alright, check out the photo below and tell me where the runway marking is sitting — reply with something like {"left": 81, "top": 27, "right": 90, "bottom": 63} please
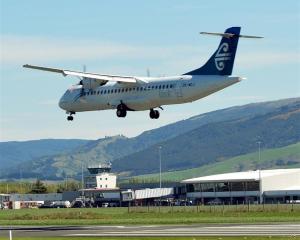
{"left": 2, "top": 224, "right": 300, "bottom": 237}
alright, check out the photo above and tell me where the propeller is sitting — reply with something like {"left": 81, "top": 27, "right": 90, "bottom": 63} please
{"left": 78, "top": 64, "right": 87, "bottom": 86}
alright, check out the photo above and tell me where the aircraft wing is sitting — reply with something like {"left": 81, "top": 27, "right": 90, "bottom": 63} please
{"left": 23, "top": 64, "right": 146, "bottom": 84}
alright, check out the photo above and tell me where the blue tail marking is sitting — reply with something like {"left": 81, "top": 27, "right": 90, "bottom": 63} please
{"left": 184, "top": 27, "right": 241, "bottom": 76}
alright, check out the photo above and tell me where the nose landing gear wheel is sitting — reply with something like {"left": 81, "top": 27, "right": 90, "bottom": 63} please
{"left": 150, "top": 109, "right": 160, "bottom": 119}
{"left": 66, "top": 111, "right": 75, "bottom": 121}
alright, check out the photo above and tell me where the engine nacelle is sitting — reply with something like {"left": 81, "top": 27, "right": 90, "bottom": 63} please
{"left": 80, "top": 78, "right": 107, "bottom": 89}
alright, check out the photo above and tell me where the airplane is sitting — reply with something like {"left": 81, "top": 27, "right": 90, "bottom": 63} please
{"left": 23, "top": 27, "right": 262, "bottom": 121}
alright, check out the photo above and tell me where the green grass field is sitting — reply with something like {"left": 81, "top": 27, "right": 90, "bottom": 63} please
{"left": 0, "top": 204, "right": 299, "bottom": 225}
{"left": 129, "top": 142, "right": 300, "bottom": 182}
{"left": 0, "top": 237, "right": 299, "bottom": 240}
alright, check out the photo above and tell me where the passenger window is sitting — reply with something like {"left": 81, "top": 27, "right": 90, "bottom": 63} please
{"left": 159, "top": 85, "right": 161, "bottom": 89}
{"left": 104, "top": 90, "right": 106, "bottom": 94}
{"left": 155, "top": 86, "right": 158, "bottom": 89}
{"left": 100, "top": 90, "right": 103, "bottom": 94}
{"left": 166, "top": 85, "right": 169, "bottom": 89}
{"left": 162, "top": 85, "right": 165, "bottom": 89}
{"left": 122, "top": 89, "right": 124, "bottom": 92}
{"left": 115, "top": 89, "right": 117, "bottom": 93}
{"left": 125, "top": 88, "right": 128, "bottom": 92}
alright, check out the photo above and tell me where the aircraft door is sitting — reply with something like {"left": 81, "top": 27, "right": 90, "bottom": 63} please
{"left": 173, "top": 82, "right": 183, "bottom": 98}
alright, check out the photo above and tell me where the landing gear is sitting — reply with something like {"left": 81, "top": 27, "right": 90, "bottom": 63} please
{"left": 116, "top": 104, "right": 127, "bottom": 118}
{"left": 67, "top": 111, "right": 75, "bottom": 121}
{"left": 150, "top": 109, "right": 160, "bottom": 119}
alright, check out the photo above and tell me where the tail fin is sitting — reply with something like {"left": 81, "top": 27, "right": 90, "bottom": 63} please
{"left": 184, "top": 27, "right": 241, "bottom": 76}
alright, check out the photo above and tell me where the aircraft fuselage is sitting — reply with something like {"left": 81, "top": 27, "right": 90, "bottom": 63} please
{"left": 59, "top": 75, "right": 241, "bottom": 113}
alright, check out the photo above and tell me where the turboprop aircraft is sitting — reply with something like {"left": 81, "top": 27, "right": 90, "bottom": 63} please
{"left": 23, "top": 27, "right": 262, "bottom": 121}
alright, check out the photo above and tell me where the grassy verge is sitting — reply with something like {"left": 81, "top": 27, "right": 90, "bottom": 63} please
{"left": 0, "top": 205, "right": 299, "bottom": 225}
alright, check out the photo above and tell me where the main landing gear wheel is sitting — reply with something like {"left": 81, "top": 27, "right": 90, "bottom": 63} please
{"left": 116, "top": 105, "right": 127, "bottom": 118}
{"left": 150, "top": 109, "right": 160, "bottom": 119}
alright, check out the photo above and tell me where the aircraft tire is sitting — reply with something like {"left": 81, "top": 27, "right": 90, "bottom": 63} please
{"left": 154, "top": 110, "right": 160, "bottom": 119}
{"left": 117, "top": 109, "right": 126, "bottom": 118}
{"left": 150, "top": 109, "right": 159, "bottom": 119}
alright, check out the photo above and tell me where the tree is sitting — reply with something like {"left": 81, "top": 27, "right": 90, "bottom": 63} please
{"left": 29, "top": 179, "right": 47, "bottom": 194}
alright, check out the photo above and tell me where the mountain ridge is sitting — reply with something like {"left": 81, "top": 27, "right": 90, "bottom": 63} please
{"left": 0, "top": 97, "right": 299, "bottom": 180}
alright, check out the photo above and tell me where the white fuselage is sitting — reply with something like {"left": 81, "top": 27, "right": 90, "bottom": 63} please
{"left": 59, "top": 75, "right": 242, "bottom": 113}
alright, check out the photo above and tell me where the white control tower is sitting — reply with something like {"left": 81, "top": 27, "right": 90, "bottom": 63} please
{"left": 84, "top": 163, "right": 117, "bottom": 189}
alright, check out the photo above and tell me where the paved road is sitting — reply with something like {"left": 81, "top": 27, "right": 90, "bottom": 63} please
{"left": 1, "top": 224, "right": 300, "bottom": 237}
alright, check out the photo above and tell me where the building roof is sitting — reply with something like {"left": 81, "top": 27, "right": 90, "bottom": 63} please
{"left": 181, "top": 168, "right": 300, "bottom": 184}
{"left": 134, "top": 188, "right": 174, "bottom": 199}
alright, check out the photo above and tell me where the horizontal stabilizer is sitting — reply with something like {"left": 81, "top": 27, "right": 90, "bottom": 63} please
{"left": 200, "top": 32, "right": 263, "bottom": 39}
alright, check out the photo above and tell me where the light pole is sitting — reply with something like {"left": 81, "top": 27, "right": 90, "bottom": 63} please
{"left": 257, "top": 141, "right": 262, "bottom": 204}
{"left": 81, "top": 161, "right": 84, "bottom": 196}
{"left": 159, "top": 146, "right": 162, "bottom": 189}
{"left": 257, "top": 141, "right": 261, "bottom": 163}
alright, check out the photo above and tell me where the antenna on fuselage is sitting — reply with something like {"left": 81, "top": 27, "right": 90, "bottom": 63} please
{"left": 147, "top": 68, "right": 150, "bottom": 77}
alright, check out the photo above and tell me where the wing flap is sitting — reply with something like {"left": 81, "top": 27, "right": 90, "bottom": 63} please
{"left": 23, "top": 64, "right": 141, "bottom": 83}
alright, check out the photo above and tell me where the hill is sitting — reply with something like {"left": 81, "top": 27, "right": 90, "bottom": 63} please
{"left": 0, "top": 139, "right": 89, "bottom": 169}
{"left": 113, "top": 100, "right": 300, "bottom": 176}
{"left": 0, "top": 97, "right": 299, "bottom": 180}
{"left": 127, "top": 142, "right": 300, "bottom": 182}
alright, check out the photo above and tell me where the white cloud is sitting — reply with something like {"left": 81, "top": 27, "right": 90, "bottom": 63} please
{"left": 236, "top": 52, "right": 300, "bottom": 70}
{"left": 2, "top": 35, "right": 298, "bottom": 72}
{"left": 0, "top": 35, "right": 193, "bottom": 65}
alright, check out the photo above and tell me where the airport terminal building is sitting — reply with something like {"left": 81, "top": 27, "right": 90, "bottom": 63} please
{"left": 181, "top": 168, "right": 300, "bottom": 204}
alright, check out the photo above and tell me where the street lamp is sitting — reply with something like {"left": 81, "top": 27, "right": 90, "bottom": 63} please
{"left": 257, "top": 141, "right": 262, "bottom": 204}
{"left": 159, "top": 146, "right": 162, "bottom": 189}
{"left": 257, "top": 141, "right": 261, "bottom": 163}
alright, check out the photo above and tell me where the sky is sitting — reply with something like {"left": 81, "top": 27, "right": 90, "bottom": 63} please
{"left": 0, "top": 0, "right": 299, "bottom": 141}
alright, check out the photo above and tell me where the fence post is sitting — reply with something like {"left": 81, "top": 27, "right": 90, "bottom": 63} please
{"left": 9, "top": 230, "right": 12, "bottom": 240}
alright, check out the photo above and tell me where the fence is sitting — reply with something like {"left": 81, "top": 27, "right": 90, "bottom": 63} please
{"left": 127, "top": 203, "right": 300, "bottom": 213}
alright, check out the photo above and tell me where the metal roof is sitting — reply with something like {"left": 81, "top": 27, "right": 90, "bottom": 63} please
{"left": 181, "top": 168, "right": 300, "bottom": 184}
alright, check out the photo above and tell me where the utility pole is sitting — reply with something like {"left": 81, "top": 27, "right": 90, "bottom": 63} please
{"left": 257, "top": 141, "right": 261, "bottom": 163}
{"left": 81, "top": 161, "right": 84, "bottom": 196}
{"left": 257, "top": 141, "right": 262, "bottom": 204}
{"left": 159, "top": 146, "right": 162, "bottom": 189}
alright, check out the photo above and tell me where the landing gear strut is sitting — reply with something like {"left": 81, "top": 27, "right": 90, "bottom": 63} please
{"left": 150, "top": 109, "right": 160, "bottom": 119}
{"left": 67, "top": 112, "right": 75, "bottom": 121}
{"left": 116, "top": 104, "right": 127, "bottom": 118}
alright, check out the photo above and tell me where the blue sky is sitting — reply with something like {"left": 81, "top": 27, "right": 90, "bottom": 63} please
{"left": 1, "top": 0, "right": 299, "bottom": 141}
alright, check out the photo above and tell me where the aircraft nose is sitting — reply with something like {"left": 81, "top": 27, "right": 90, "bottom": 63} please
{"left": 59, "top": 97, "right": 68, "bottom": 110}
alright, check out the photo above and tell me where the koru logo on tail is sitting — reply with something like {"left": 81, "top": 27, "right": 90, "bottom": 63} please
{"left": 214, "top": 42, "right": 232, "bottom": 71}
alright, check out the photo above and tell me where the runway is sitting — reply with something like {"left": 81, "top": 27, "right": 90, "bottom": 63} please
{"left": 1, "top": 224, "right": 300, "bottom": 237}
